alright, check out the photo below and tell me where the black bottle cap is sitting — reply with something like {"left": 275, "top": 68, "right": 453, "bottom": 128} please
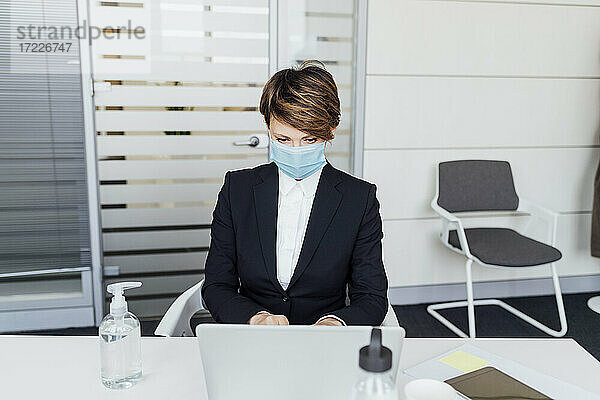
{"left": 359, "top": 328, "right": 392, "bottom": 373}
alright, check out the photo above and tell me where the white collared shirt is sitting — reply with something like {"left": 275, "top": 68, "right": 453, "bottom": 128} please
{"left": 275, "top": 165, "right": 323, "bottom": 290}
{"left": 268, "top": 164, "right": 345, "bottom": 326}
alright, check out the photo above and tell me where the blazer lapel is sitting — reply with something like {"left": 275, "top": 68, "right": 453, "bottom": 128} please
{"left": 253, "top": 162, "right": 286, "bottom": 295}
{"left": 287, "top": 161, "right": 343, "bottom": 290}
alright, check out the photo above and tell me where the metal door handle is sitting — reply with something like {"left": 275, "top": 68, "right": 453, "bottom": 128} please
{"left": 233, "top": 136, "right": 260, "bottom": 147}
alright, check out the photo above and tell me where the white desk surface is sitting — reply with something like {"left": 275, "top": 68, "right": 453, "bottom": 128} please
{"left": 1, "top": 335, "right": 599, "bottom": 399}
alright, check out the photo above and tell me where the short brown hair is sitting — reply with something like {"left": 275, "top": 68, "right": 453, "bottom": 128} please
{"left": 259, "top": 60, "right": 340, "bottom": 141}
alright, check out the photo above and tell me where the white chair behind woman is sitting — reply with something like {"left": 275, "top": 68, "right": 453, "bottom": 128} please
{"left": 155, "top": 279, "right": 399, "bottom": 337}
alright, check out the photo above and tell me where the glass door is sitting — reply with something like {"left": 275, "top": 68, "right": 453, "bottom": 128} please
{"left": 277, "top": 0, "right": 357, "bottom": 173}
{"left": 89, "top": 0, "right": 270, "bottom": 317}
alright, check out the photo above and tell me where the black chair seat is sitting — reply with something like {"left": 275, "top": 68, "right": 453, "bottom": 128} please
{"left": 448, "top": 228, "right": 562, "bottom": 267}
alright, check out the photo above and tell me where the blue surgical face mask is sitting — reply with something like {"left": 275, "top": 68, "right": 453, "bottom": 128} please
{"left": 268, "top": 135, "right": 327, "bottom": 180}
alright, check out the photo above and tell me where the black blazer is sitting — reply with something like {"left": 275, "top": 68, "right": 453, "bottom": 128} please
{"left": 201, "top": 160, "right": 389, "bottom": 325}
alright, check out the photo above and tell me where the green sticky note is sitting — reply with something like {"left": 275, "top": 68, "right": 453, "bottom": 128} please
{"left": 439, "top": 350, "right": 490, "bottom": 373}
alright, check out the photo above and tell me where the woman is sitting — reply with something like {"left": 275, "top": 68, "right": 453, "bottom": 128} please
{"left": 201, "top": 60, "right": 388, "bottom": 326}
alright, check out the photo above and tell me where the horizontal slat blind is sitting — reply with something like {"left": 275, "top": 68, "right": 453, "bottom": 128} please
{"left": 0, "top": 0, "right": 91, "bottom": 274}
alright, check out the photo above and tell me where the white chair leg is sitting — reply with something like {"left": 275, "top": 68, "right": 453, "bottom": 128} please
{"left": 428, "top": 262, "right": 568, "bottom": 338}
{"left": 550, "top": 262, "right": 568, "bottom": 337}
{"left": 465, "top": 259, "right": 476, "bottom": 338}
{"left": 427, "top": 301, "right": 470, "bottom": 338}
{"left": 427, "top": 259, "right": 477, "bottom": 338}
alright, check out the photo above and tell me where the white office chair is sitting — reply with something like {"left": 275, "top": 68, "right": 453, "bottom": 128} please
{"left": 155, "top": 279, "right": 207, "bottom": 337}
{"left": 429, "top": 160, "right": 567, "bottom": 339}
{"left": 382, "top": 302, "right": 400, "bottom": 327}
{"left": 155, "top": 279, "right": 399, "bottom": 337}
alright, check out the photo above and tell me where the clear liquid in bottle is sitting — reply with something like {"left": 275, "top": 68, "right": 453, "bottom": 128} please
{"left": 99, "top": 312, "right": 142, "bottom": 389}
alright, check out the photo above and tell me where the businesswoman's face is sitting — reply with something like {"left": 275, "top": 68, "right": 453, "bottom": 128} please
{"left": 269, "top": 118, "right": 333, "bottom": 148}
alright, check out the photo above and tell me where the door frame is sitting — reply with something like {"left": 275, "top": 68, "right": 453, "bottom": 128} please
{"left": 351, "top": 0, "right": 368, "bottom": 177}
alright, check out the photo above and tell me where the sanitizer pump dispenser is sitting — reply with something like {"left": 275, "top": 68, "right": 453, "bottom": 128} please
{"left": 99, "top": 281, "right": 143, "bottom": 389}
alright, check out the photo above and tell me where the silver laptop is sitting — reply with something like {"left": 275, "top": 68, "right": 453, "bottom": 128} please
{"left": 196, "top": 324, "right": 406, "bottom": 400}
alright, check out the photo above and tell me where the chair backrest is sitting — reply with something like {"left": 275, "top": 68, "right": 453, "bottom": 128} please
{"left": 382, "top": 302, "right": 400, "bottom": 327}
{"left": 437, "top": 160, "right": 519, "bottom": 213}
{"left": 154, "top": 279, "right": 205, "bottom": 337}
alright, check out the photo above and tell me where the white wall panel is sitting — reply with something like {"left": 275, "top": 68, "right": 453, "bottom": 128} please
{"left": 365, "top": 0, "right": 600, "bottom": 296}
{"left": 365, "top": 76, "right": 600, "bottom": 149}
{"left": 367, "top": 0, "right": 600, "bottom": 77}
{"left": 444, "top": 0, "right": 600, "bottom": 5}
{"left": 364, "top": 148, "right": 599, "bottom": 220}
{"left": 383, "top": 214, "right": 600, "bottom": 287}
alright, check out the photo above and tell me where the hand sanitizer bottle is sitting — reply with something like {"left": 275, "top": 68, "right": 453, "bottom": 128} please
{"left": 99, "top": 281, "right": 143, "bottom": 389}
{"left": 351, "top": 328, "right": 397, "bottom": 400}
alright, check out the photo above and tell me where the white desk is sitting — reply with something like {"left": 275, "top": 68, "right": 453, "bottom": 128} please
{"left": 2, "top": 336, "right": 599, "bottom": 399}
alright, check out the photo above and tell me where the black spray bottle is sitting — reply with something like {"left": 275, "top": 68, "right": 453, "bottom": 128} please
{"left": 351, "top": 328, "right": 397, "bottom": 399}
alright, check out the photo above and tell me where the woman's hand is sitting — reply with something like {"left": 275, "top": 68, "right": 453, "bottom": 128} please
{"left": 313, "top": 317, "right": 344, "bottom": 326}
{"left": 248, "top": 312, "right": 289, "bottom": 325}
